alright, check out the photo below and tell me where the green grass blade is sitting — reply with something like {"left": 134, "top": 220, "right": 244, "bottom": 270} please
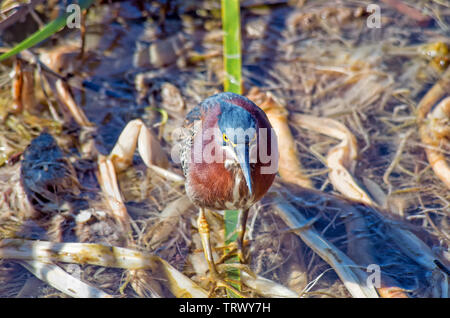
{"left": 0, "top": 0, "right": 94, "bottom": 62}
{"left": 222, "top": 0, "right": 243, "bottom": 298}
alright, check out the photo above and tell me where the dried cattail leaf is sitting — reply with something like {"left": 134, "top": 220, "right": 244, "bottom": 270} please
{"left": 109, "top": 119, "right": 169, "bottom": 172}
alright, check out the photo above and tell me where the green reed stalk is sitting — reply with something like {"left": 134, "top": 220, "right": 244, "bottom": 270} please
{"left": 222, "top": 0, "right": 243, "bottom": 297}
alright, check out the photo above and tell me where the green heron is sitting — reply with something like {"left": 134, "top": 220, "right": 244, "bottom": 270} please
{"left": 180, "top": 92, "right": 278, "bottom": 289}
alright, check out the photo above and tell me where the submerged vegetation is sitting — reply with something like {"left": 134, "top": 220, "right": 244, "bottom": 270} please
{"left": 0, "top": 0, "right": 448, "bottom": 298}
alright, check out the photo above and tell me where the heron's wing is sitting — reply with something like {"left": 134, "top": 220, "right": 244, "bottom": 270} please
{"left": 180, "top": 104, "right": 204, "bottom": 176}
{"left": 184, "top": 105, "right": 202, "bottom": 128}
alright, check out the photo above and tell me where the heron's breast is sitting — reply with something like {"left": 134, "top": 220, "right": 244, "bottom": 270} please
{"left": 185, "top": 162, "right": 255, "bottom": 210}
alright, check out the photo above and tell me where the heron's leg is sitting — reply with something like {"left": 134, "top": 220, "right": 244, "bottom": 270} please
{"left": 197, "top": 208, "right": 246, "bottom": 297}
{"left": 236, "top": 208, "right": 249, "bottom": 263}
{"left": 197, "top": 207, "right": 219, "bottom": 277}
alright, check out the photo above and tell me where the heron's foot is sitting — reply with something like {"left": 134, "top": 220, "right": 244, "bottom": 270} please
{"left": 217, "top": 262, "right": 257, "bottom": 279}
{"left": 216, "top": 240, "right": 249, "bottom": 264}
{"left": 204, "top": 245, "right": 257, "bottom": 297}
{"left": 204, "top": 268, "right": 247, "bottom": 298}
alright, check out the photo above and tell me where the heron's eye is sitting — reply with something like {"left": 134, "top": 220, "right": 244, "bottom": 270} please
{"left": 223, "top": 133, "right": 236, "bottom": 147}
{"left": 223, "top": 133, "right": 229, "bottom": 142}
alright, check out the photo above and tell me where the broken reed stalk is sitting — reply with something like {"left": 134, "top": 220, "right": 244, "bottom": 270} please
{"left": 274, "top": 200, "right": 379, "bottom": 298}
{"left": 240, "top": 271, "right": 298, "bottom": 298}
{"left": 20, "top": 260, "right": 113, "bottom": 298}
{"left": 0, "top": 239, "right": 209, "bottom": 298}
{"left": 292, "top": 113, "right": 374, "bottom": 205}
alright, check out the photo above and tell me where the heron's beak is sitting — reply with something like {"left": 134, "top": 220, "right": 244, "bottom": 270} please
{"left": 234, "top": 143, "right": 252, "bottom": 195}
